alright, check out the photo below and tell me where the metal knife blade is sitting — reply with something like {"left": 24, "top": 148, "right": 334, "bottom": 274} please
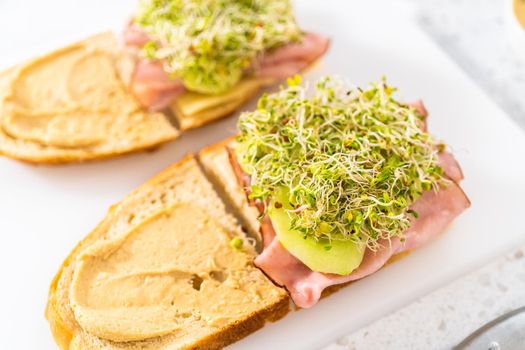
{"left": 454, "top": 306, "right": 525, "bottom": 349}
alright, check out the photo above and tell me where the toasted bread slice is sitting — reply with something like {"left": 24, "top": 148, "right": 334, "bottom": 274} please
{"left": 171, "top": 78, "right": 272, "bottom": 131}
{"left": 0, "top": 31, "right": 267, "bottom": 164}
{"left": 0, "top": 31, "right": 323, "bottom": 164}
{"left": 0, "top": 33, "right": 274, "bottom": 165}
{"left": 0, "top": 32, "right": 180, "bottom": 164}
{"left": 45, "top": 155, "right": 289, "bottom": 349}
{"left": 198, "top": 137, "right": 262, "bottom": 241}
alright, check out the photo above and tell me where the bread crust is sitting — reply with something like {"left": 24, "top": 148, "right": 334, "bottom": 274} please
{"left": 0, "top": 36, "right": 271, "bottom": 165}
{"left": 0, "top": 133, "right": 179, "bottom": 165}
{"left": 0, "top": 33, "right": 180, "bottom": 165}
{"left": 46, "top": 155, "right": 290, "bottom": 350}
{"left": 198, "top": 136, "right": 263, "bottom": 245}
{"left": 173, "top": 296, "right": 289, "bottom": 350}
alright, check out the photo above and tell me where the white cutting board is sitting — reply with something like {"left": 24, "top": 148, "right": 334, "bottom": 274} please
{"left": 0, "top": 1, "right": 524, "bottom": 349}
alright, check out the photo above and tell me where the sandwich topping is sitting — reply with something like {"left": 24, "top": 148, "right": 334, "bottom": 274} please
{"left": 233, "top": 76, "right": 470, "bottom": 307}
{"left": 236, "top": 76, "right": 447, "bottom": 252}
{"left": 135, "top": 0, "right": 302, "bottom": 94}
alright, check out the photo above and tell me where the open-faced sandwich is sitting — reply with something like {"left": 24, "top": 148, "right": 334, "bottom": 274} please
{"left": 201, "top": 76, "right": 471, "bottom": 308}
{"left": 0, "top": 0, "right": 329, "bottom": 164}
{"left": 124, "top": 0, "right": 329, "bottom": 129}
{"left": 46, "top": 155, "right": 290, "bottom": 349}
{"left": 46, "top": 76, "right": 469, "bottom": 349}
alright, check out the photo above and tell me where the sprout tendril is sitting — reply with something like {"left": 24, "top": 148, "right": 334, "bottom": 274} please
{"left": 236, "top": 76, "right": 448, "bottom": 250}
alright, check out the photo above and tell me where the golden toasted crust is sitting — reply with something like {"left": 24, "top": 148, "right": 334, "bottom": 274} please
{"left": 169, "top": 296, "right": 289, "bottom": 350}
{"left": 46, "top": 213, "right": 114, "bottom": 349}
{"left": 46, "top": 155, "right": 290, "bottom": 350}
{"left": 197, "top": 137, "right": 263, "bottom": 249}
{"left": 0, "top": 128, "right": 178, "bottom": 165}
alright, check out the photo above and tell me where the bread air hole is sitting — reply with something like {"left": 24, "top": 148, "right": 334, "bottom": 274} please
{"left": 209, "top": 270, "right": 228, "bottom": 283}
{"left": 190, "top": 274, "right": 203, "bottom": 291}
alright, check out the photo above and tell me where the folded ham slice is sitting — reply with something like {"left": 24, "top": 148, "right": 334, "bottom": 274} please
{"left": 253, "top": 32, "right": 330, "bottom": 80}
{"left": 255, "top": 179, "right": 469, "bottom": 308}
{"left": 438, "top": 151, "right": 464, "bottom": 183}
{"left": 130, "top": 60, "right": 185, "bottom": 111}
{"left": 123, "top": 21, "right": 150, "bottom": 49}
{"left": 253, "top": 153, "right": 470, "bottom": 308}
{"left": 229, "top": 120, "right": 470, "bottom": 308}
{"left": 122, "top": 22, "right": 330, "bottom": 111}
{"left": 410, "top": 100, "right": 428, "bottom": 119}
{"left": 408, "top": 100, "right": 428, "bottom": 131}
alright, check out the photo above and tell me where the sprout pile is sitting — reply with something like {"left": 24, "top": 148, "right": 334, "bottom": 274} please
{"left": 236, "top": 76, "right": 448, "bottom": 250}
{"left": 136, "top": 0, "right": 301, "bottom": 94}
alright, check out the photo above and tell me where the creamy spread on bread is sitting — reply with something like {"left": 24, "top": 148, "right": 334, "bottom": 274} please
{"left": 69, "top": 203, "right": 280, "bottom": 342}
{"left": 0, "top": 35, "right": 148, "bottom": 149}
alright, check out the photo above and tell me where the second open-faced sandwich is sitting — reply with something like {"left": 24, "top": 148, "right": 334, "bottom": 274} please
{"left": 0, "top": 0, "right": 329, "bottom": 164}
{"left": 124, "top": 0, "right": 330, "bottom": 129}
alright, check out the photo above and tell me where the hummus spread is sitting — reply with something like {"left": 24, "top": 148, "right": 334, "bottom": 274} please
{"left": 1, "top": 34, "right": 145, "bottom": 148}
{"left": 69, "top": 203, "right": 280, "bottom": 342}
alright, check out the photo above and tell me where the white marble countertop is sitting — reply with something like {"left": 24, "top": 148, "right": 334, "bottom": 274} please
{"left": 414, "top": 0, "right": 525, "bottom": 131}
{"left": 324, "top": 247, "right": 525, "bottom": 350}
{"left": 324, "top": 1, "right": 525, "bottom": 349}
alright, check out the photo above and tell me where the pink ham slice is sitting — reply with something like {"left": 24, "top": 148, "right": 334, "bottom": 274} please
{"left": 130, "top": 59, "right": 185, "bottom": 111}
{"left": 124, "top": 21, "right": 185, "bottom": 110}
{"left": 408, "top": 100, "right": 428, "bottom": 131}
{"left": 408, "top": 100, "right": 464, "bottom": 183}
{"left": 255, "top": 234, "right": 402, "bottom": 309}
{"left": 255, "top": 179, "right": 469, "bottom": 308}
{"left": 410, "top": 100, "right": 428, "bottom": 118}
{"left": 123, "top": 21, "right": 150, "bottom": 48}
{"left": 233, "top": 149, "right": 469, "bottom": 308}
{"left": 438, "top": 151, "right": 464, "bottom": 183}
{"left": 123, "top": 22, "right": 330, "bottom": 111}
{"left": 400, "top": 180, "right": 470, "bottom": 251}
{"left": 254, "top": 32, "right": 330, "bottom": 80}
